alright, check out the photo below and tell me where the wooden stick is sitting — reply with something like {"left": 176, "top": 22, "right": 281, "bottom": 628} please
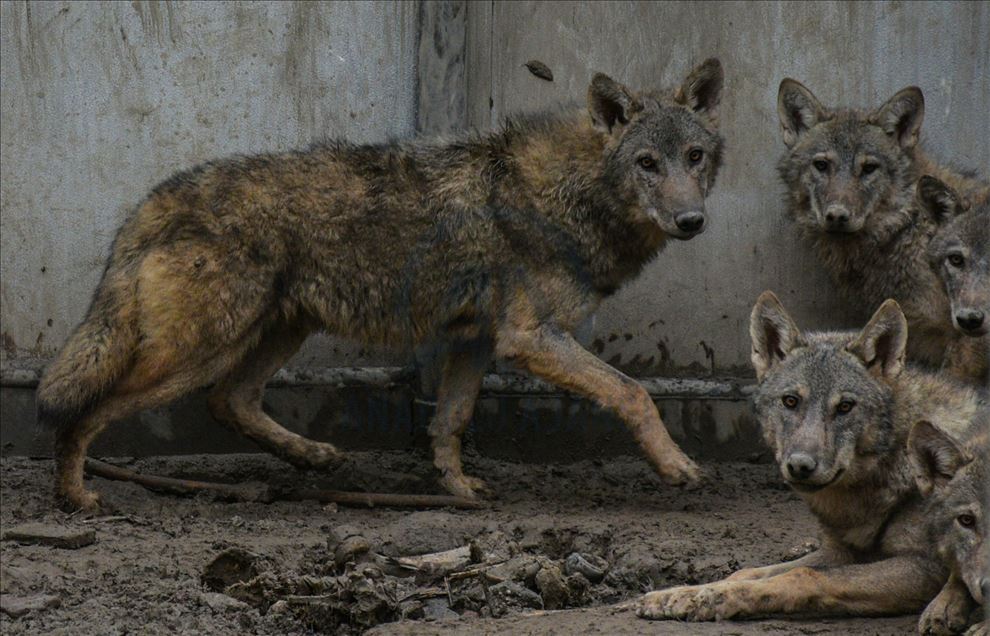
{"left": 84, "top": 458, "right": 485, "bottom": 509}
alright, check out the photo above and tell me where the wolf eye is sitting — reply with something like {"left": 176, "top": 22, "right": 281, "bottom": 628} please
{"left": 782, "top": 395, "right": 800, "bottom": 409}
{"left": 861, "top": 163, "right": 879, "bottom": 175}
{"left": 687, "top": 148, "right": 704, "bottom": 164}
{"left": 957, "top": 513, "right": 976, "bottom": 529}
{"left": 947, "top": 254, "right": 965, "bottom": 268}
{"left": 638, "top": 156, "right": 658, "bottom": 172}
{"left": 836, "top": 400, "right": 856, "bottom": 414}
{"left": 813, "top": 159, "right": 829, "bottom": 173}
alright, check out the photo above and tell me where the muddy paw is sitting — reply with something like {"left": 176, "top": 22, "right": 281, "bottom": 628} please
{"left": 636, "top": 584, "right": 733, "bottom": 621}
{"left": 920, "top": 589, "right": 976, "bottom": 635}
{"left": 964, "top": 621, "right": 988, "bottom": 636}
{"left": 655, "top": 452, "right": 703, "bottom": 488}
{"left": 56, "top": 488, "right": 105, "bottom": 515}
{"left": 437, "top": 472, "right": 485, "bottom": 500}
{"left": 287, "top": 442, "right": 342, "bottom": 471}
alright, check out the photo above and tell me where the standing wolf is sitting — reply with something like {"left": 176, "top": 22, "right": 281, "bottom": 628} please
{"left": 776, "top": 79, "right": 987, "bottom": 383}
{"left": 917, "top": 176, "right": 990, "bottom": 386}
{"left": 911, "top": 413, "right": 988, "bottom": 635}
{"left": 37, "top": 60, "right": 725, "bottom": 512}
{"left": 637, "top": 292, "right": 983, "bottom": 621}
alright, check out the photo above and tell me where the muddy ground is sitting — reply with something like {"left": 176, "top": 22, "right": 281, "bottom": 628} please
{"left": 1, "top": 451, "right": 916, "bottom": 634}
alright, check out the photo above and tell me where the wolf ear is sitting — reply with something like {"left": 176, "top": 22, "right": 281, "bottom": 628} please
{"left": 846, "top": 299, "right": 908, "bottom": 380}
{"left": 917, "top": 175, "right": 968, "bottom": 223}
{"left": 777, "top": 79, "right": 826, "bottom": 147}
{"left": 588, "top": 73, "right": 640, "bottom": 135}
{"left": 750, "top": 291, "right": 805, "bottom": 381}
{"left": 872, "top": 87, "right": 924, "bottom": 149}
{"left": 675, "top": 58, "right": 724, "bottom": 121}
{"left": 908, "top": 421, "right": 971, "bottom": 496}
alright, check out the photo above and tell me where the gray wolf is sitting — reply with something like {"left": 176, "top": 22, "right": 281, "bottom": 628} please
{"left": 911, "top": 413, "right": 988, "bottom": 635}
{"left": 636, "top": 291, "right": 983, "bottom": 621}
{"left": 776, "top": 78, "right": 986, "bottom": 383}
{"left": 37, "top": 60, "right": 726, "bottom": 512}
{"left": 917, "top": 175, "right": 990, "bottom": 385}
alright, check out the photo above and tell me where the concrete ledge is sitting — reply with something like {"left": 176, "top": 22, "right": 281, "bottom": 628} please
{"left": 0, "top": 364, "right": 761, "bottom": 462}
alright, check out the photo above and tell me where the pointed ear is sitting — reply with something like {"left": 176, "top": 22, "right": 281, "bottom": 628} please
{"left": 872, "top": 86, "right": 924, "bottom": 149}
{"left": 675, "top": 58, "right": 723, "bottom": 120}
{"left": 777, "top": 79, "right": 826, "bottom": 147}
{"left": 588, "top": 73, "right": 640, "bottom": 135}
{"left": 846, "top": 299, "right": 908, "bottom": 380}
{"left": 917, "top": 175, "right": 968, "bottom": 223}
{"left": 908, "top": 421, "right": 971, "bottom": 496}
{"left": 750, "top": 291, "right": 805, "bottom": 381}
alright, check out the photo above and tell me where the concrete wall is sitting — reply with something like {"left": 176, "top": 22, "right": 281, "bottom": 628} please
{"left": 0, "top": 0, "right": 419, "bottom": 368}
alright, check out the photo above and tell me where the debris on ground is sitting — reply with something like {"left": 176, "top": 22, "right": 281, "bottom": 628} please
{"left": 1, "top": 523, "right": 95, "bottom": 549}
{"left": 0, "top": 594, "right": 60, "bottom": 618}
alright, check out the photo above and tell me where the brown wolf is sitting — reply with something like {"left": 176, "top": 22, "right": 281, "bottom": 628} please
{"left": 917, "top": 175, "right": 990, "bottom": 386}
{"left": 637, "top": 292, "right": 983, "bottom": 621}
{"left": 911, "top": 414, "right": 988, "bottom": 635}
{"left": 776, "top": 79, "right": 987, "bottom": 382}
{"left": 36, "top": 60, "right": 726, "bottom": 511}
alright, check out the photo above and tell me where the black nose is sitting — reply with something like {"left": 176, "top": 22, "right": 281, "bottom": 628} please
{"left": 674, "top": 211, "right": 705, "bottom": 233}
{"left": 824, "top": 210, "right": 849, "bottom": 228}
{"left": 981, "top": 578, "right": 989, "bottom": 601}
{"left": 785, "top": 453, "right": 818, "bottom": 480}
{"left": 956, "top": 310, "right": 985, "bottom": 331}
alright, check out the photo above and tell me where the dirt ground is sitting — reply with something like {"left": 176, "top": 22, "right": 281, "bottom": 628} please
{"left": 0, "top": 451, "right": 917, "bottom": 635}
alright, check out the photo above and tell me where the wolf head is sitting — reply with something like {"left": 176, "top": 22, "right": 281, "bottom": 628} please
{"left": 918, "top": 176, "right": 990, "bottom": 337}
{"left": 777, "top": 79, "right": 924, "bottom": 235}
{"left": 588, "top": 59, "right": 724, "bottom": 240}
{"left": 910, "top": 417, "right": 989, "bottom": 605}
{"left": 749, "top": 292, "right": 908, "bottom": 491}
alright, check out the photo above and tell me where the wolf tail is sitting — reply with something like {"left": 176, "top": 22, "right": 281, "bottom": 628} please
{"left": 36, "top": 275, "right": 137, "bottom": 430}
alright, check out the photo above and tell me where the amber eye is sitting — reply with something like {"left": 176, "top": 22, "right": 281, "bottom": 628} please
{"left": 861, "top": 163, "right": 879, "bottom": 175}
{"left": 638, "top": 156, "right": 658, "bottom": 171}
{"left": 782, "top": 395, "right": 800, "bottom": 409}
{"left": 957, "top": 513, "right": 976, "bottom": 529}
{"left": 947, "top": 254, "right": 965, "bottom": 268}
{"left": 836, "top": 400, "right": 856, "bottom": 415}
{"left": 688, "top": 148, "right": 704, "bottom": 164}
{"left": 813, "top": 159, "right": 829, "bottom": 173}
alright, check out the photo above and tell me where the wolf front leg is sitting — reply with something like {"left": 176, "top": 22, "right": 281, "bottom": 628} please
{"left": 496, "top": 323, "right": 700, "bottom": 486}
{"left": 637, "top": 556, "right": 942, "bottom": 621}
{"left": 726, "top": 536, "right": 853, "bottom": 581}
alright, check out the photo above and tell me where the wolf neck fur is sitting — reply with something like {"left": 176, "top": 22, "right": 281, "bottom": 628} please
{"left": 491, "top": 110, "right": 669, "bottom": 293}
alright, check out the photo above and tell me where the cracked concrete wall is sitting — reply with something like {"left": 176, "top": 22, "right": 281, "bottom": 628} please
{"left": 2, "top": 1, "right": 989, "bottom": 380}
{"left": 1, "top": 0, "right": 419, "bottom": 368}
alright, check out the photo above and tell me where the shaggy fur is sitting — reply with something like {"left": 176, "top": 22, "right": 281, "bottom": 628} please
{"left": 775, "top": 79, "right": 987, "bottom": 385}
{"left": 637, "top": 292, "right": 984, "bottom": 622}
{"left": 37, "top": 60, "right": 726, "bottom": 512}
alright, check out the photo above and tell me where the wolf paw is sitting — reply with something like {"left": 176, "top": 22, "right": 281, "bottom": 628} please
{"left": 286, "top": 442, "right": 342, "bottom": 471}
{"left": 636, "top": 583, "right": 741, "bottom": 621}
{"left": 920, "top": 587, "right": 976, "bottom": 635}
{"left": 963, "top": 621, "right": 987, "bottom": 636}
{"left": 56, "top": 488, "right": 105, "bottom": 515}
{"left": 654, "top": 451, "right": 703, "bottom": 488}
{"left": 437, "top": 472, "right": 489, "bottom": 499}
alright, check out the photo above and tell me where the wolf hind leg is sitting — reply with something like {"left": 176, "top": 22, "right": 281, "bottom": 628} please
{"left": 208, "top": 323, "right": 340, "bottom": 470}
{"left": 428, "top": 338, "right": 493, "bottom": 499}
{"left": 55, "top": 347, "right": 249, "bottom": 512}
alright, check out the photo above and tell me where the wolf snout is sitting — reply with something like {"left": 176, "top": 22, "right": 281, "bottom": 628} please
{"left": 955, "top": 309, "right": 986, "bottom": 334}
{"left": 980, "top": 577, "right": 989, "bottom": 605}
{"left": 674, "top": 210, "right": 705, "bottom": 234}
{"left": 784, "top": 452, "right": 818, "bottom": 481}
{"left": 823, "top": 205, "right": 851, "bottom": 232}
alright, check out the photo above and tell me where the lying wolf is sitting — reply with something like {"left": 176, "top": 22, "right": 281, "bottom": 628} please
{"left": 637, "top": 292, "right": 983, "bottom": 621}
{"left": 917, "top": 175, "right": 990, "bottom": 386}
{"left": 37, "top": 60, "right": 726, "bottom": 511}
{"left": 911, "top": 413, "right": 988, "bottom": 635}
{"left": 776, "top": 79, "right": 987, "bottom": 382}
